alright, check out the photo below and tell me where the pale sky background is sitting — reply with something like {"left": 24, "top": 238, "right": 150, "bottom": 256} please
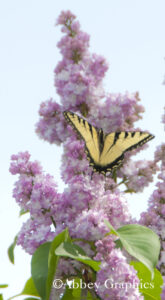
{"left": 0, "top": 0, "right": 165, "bottom": 299}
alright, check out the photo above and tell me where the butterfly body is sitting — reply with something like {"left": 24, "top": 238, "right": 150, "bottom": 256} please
{"left": 63, "top": 111, "right": 154, "bottom": 175}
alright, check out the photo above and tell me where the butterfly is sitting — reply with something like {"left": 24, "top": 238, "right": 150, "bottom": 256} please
{"left": 63, "top": 111, "right": 154, "bottom": 175}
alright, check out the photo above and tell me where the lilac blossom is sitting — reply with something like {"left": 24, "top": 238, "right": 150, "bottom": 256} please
{"left": 36, "top": 12, "right": 144, "bottom": 146}
{"left": 59, "top": 176, "right": 131, "bottom": 240}
{"left": 139, "top": 110, "right": 165, "bottom": 281}
{"left": 61, "top": 136, "right": 90, "bottom": 183}
{"left": 35, "top": 99, "right": 68, "bottom": 144}
{"left": 10, "top": 152, "right": 59, "bottom": 254}
{"left": 17, "top": 219, "right": 56, "bottom": 255}
{"left": 91, "top": 92, "right": 145, "bottom": 133}
{"left": 9, "top": 151, "right": 42, "bottom": 176}
{"left": 9, "top": 10, "right": 163, "bottom": 299}
{"left": 139, "top": 109, "right": 165, "bottom": 296}
{"left": 95, "top": 237, "right": 143, "bottom": 299}
{"left": 140, "top": 144, "right": 165, "bottom": 271}
{"left": 119, "top": 159, "right": 158, "bottom": 193}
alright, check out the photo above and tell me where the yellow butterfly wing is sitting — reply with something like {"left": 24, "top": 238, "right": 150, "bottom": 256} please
{"left": 100, "top": 131, "right": 154, "bottom": 171}
{"left": 64, "top": 111, "right": 155, "bottom": 174}
{"left": 63, "top": 111, "right": 100, "bottom": 166}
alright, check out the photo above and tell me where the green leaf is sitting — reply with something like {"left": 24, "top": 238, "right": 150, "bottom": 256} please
{"left": 62, "top": 278, "right": 100, "bottom": 300}
{"left": 8, "top": 277, "right": 40, "bottom": 300}
{"left": 22, "top": 298, "right": 39, "bottom": 300}
{"left": 61, "top": 287, "right": 75, "bottom": 300}
{"left": 21, "top": 277, "right": 40, "bottom": 297}
{"left": 19, "top": 208, "right": 29, "bottom": 216}
{"left": 131, "top": 262, "right": 163, "bottom": 300}
{"left": 105, "top": 221, "right": 160, "bottom": 275}
{"left": 0, "top": 294, "right": 3, "bottom": 300}
{"left": 104, "top": 220, "right": 118, "bottom": 236}
{"left": 55, "top": 242, "right": 100, "bottom": 271}
{"left": 71, "top": 279, "right": 82, "bottom": 299}
{"left": 114, "top": 239, "right": 123, "bottom": 249}
{"left": 0, "top": 285, "right": 8, "bottom": 288}
{"left": 46, "top": 228, "right": 70, "bottom": 300}
{"left": 31, "top": 242, "right": 51, "bottom": 300}
{"left": 8, "top": 236, "right": 17, "bottom": 264}
{"left": 124, "top": 188, "right": 136, "bottom": 193}
{"left": 86, "top": 292, "right": 94, "bottom": 300}
{"left": 62, "top": 279, "right": 81, "bottom": 300}
{"left": 117, "top": 224, "right": 160, "bottom": 275}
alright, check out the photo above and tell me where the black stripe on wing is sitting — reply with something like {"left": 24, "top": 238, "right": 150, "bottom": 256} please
{"left": 92, "top": 132, "right": 155, "bottom": 174}
{"left": 85, "top": 149, "right": 124, "bottom": 174}
{"left": 122, "top": 132, "right": 155, "bottom": 153}
{"left": 63, "top": 111, "right": 87, "bottom": 140}
{"left": 103, "top": 132, "right": 154, "bottom": 173}
{"left": 113, "top": 132, "right": 120, "bottom": 145}
{"left": 63, "top": 111, "right": 100, "bottom": 142}
{"left": 64, "top": 111, "right": 100, "bottom": 167}
{"left": 64, "top": 112, "right": 155, "bottom": 176}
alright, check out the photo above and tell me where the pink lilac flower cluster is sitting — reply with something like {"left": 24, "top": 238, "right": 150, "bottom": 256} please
{"left": 10, "top": 152, "right": 59, "bottom": 254}
{"left": 36, "top": 11, "right": 144, "bottom": 146}
{"left": 10, "top": 10, "right": 161, "bottom": 299}
{"left": 57, "top": 176, "right": 131, "bottom": 242}
{"left": 35, "top": 9, "right": 154, "bottom": 208}
{"left": 36, "top": 100, "right": 67, "bottom": 144}
{"left": 139, "top": 143, "right": 165, "bottom": 297}
{"left": 139, "top": 110, "right": 165, "bottom": 296}
{"left": 118, "top": 159, "right": 158, "bottom": 193}
{"left": 90, "top": 92, "right": 145, "bottom": 133}
{"left": 10, "top": 151, "right": 42, "bottom": 176}
{"left": 61, "top": 135, "right": 90, "bottom": 183}
{"left": 95, "top": 237, "right": 143, "bottom": 299}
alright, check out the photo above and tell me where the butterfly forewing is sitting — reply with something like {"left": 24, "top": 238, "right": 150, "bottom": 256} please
{"left": 63, "top": 111, "right": 100, "bottom": 163}
{"left": 85, "top": 125, "right": 100, "bottom": 163}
